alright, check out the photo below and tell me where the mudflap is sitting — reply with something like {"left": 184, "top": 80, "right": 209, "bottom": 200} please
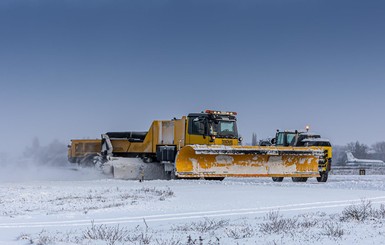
{"left": 175, "top": 145, "right": 323, "bottom": 179}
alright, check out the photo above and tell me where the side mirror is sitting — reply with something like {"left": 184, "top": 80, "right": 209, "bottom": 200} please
{"left": 238, "top": 137, "right": 243, "bottom": 142}
{"left": 271, "top": 138, "right": 276, "bottom": 145}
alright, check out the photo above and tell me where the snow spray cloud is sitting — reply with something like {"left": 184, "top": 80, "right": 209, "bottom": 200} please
{"left": 23, "top": 138, "right": 68, "bottom": 167}
{"left": 0, "top": 138, "right": 105, "bottom": 182}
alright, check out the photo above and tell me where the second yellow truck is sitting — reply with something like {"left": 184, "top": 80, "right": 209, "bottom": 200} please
{"left": 272, "top": 129, "right": 332, "bottom": 182}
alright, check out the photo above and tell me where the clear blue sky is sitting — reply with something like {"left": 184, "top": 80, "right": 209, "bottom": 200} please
{"left": 1, "top": 0, "right": 385, "bottom": 155}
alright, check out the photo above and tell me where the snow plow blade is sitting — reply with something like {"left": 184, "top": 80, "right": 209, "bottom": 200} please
{"left": 175, "top": 145, "right": 324, "bottom": 178}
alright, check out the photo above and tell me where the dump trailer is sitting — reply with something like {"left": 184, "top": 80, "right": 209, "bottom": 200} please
{"left": 271, "top": 128, "right": 332, "bottom": 182}
{"left": 68, "top": 110, "right": 326, "bottom": 181}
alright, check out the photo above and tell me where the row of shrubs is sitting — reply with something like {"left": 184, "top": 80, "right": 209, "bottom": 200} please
{"left": 20, "top": 200, "right": 385, "bottom": 245}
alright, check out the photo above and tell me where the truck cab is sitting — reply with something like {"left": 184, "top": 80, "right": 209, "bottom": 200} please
{"left": 275, "top": 130, "right": 330, "bottom": 147}
{"left": 186, "top": 110, "right": 240, "bottom": 146}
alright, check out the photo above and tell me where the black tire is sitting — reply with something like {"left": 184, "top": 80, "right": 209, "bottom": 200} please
{"left": 79, "top": 154, "right": 98, "bottom": 166}
{"left": 292, "top": 177, "right": 308, "bottom": 182}
{"left": 68, "top": 157, "right": 77, "bottom": 164}
{"left": 204, "top": 177, "right": 225, "bottom": 181}
{"left": 142, "top": 157, "right": 153, "bottom": 163}
{"left": 272, "top": 177, "right": 284, "bottom": 182}
{"left": 317, "top": 172, "right": 328, "bottom": 182}
{"left": 167, "top": 171, "right": 177, "bottom": 180}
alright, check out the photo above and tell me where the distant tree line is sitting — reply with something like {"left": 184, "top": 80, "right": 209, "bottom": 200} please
{"left": 333, "top": 141, "right": 385, "bottom": 165}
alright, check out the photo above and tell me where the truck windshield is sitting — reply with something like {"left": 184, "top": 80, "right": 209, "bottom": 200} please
{"left": 276, "top": 132, "right": 296, "bottom": 146}
{"left": 210, "top": 120, "right": 238, "bottom": 138}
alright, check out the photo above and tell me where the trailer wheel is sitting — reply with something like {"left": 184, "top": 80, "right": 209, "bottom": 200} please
{"left": 292, "top": 177, "right": 308, "bottom": 182}
{"left": 79, "top": 154, "right": 98, "bottom": 166}
{"left": 317, "top": 172, "right": 328, "bottom": 182}
{"left": 272, "top": 177, "right": 284, "bottom": 182}
{"left": 68, "top": 157, "right": 77, "bottom": 164}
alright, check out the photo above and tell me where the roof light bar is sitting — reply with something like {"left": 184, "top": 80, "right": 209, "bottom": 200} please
{"left": 205, "top": 110, "right": 237, "bottom": 115}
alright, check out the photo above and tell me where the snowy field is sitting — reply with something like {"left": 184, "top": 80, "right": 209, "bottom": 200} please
{"left": 1, "top": 166, "right": 385, "bottom": 244}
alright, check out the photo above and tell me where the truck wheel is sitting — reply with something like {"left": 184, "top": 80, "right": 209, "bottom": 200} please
{"left": 272, "top": 177, "right": 284, "bottom": 182}
{"left": 292, "top": 177, "right": 308, "bottom": 182}
{"left": 204, "top": 177, "right": 225, "bottom": 181}
{"left": 167, "top": 171, "right": 177, "bottom": 180}
{"left": 143, "top": 157, "right": 153, "bottom": 163}
{"left": 317, "top": 172, "right": 328, "bottom": 182}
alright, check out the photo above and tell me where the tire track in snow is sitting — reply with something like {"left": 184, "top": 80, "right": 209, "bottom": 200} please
{"left": 2, "top": 196, "right": 385, "bottom": 228}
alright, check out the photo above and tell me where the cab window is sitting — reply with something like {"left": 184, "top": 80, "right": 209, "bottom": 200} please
{"left": 276, "top": 133, "right": 285, "bottom": 145}
{"left": 217, "top": 121, "right": 237, "bottom": 137}
{"left": 286, "top": 134, "right": 296, "bottom": 145}
{"left": 189, "top": 117, "right": 207, "bottom": 135}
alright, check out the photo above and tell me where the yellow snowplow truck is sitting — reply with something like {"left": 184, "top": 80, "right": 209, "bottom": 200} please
{"left": 272, "top": 129, "right": 332, "bottom": 182}
{"left": 68, "top": 110, "right": 326, "bottom": 181}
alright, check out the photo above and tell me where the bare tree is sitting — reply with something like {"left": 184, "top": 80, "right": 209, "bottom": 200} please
{"left": 332, "top": 145, "right": 348, "bottom": 165}
{"left": 346, "top": 141, "right": 369, "bottom": 159}
{"left": 372, "top": 142, "right": 385, "bottom": 154}
{"left": 371, "top": 142, "right": 385, "bottom": 161}
{"left": 23, "top": 138, "right": 68, "bottom": 166}
{"left": 251, "top": 133, "right": 257, "bottom": 146}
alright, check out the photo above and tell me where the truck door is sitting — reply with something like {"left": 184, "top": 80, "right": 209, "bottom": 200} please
{"left": 186, "top": 116, "right": 210, "bottom": 145}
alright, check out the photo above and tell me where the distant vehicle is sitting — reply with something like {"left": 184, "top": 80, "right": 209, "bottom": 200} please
{"left": 271, "top": 128, "right": 332, "bottom": 182}
{"left": 345, "top": 152, "right": 384, "bottom": 165}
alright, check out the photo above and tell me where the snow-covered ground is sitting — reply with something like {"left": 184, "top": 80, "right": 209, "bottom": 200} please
{"left": 1, "top": 167, "right": 385, "bottom": 244}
